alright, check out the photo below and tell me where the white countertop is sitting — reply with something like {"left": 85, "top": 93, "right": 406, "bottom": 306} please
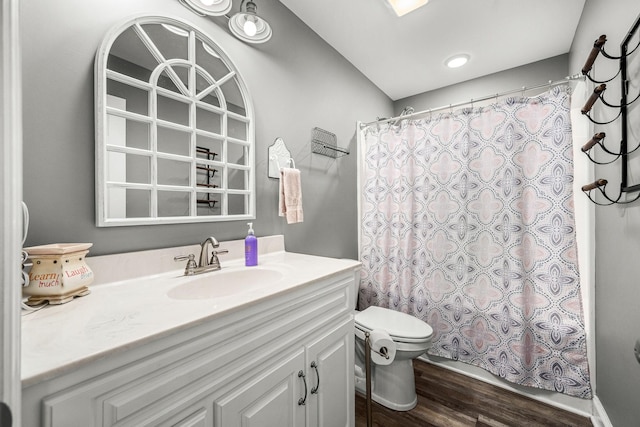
{"left": 21, "top": 238, "right": 360, "bottom": 387}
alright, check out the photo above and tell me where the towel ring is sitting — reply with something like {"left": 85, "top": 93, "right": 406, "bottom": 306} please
{"left": 271, "top": 156, "right": 295, "bottom": 170}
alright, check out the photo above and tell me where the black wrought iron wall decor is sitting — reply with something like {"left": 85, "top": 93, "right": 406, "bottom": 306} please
{"left": 196, "top": 146, "right": 219, "bottom": 209}
{"left": 580, "top": 13, "right": 640, "bottom": 205}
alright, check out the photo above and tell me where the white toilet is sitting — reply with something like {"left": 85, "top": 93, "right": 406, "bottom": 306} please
{"left": 354, "top": 306, "right": 433, "bottom": 411}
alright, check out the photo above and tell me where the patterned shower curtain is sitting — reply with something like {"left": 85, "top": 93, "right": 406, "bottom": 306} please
{"left": 359, "top": 86, "right": 592, "bottom": 398}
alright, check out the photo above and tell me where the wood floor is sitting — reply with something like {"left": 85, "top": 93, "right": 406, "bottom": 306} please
{"left": 355, "top": 359, "right": 592, "bottom": 427}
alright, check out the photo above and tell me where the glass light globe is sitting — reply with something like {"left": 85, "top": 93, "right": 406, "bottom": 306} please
{"left": 243, "top": 18, "right": 258, "bottom": 37}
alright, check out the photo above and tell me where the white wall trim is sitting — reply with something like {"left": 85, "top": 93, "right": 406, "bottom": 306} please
{"left": 1, "top": 0, "right": 23, "bottom": 424}
{"left": 590, "top": 396, "right": 613, "bottom": 427}
{"left": 570, "top": 79, "right": 598, "bottom": 411}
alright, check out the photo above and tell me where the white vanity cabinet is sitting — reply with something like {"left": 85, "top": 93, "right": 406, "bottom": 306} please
{"left": 215, "top": 348, "right": 306, "bottom": 426}
{"left": 21, "top": 268, "right": 357, "bottom": 427}
{"left": 304, "top": 319, "right": 353, "bottom": 427}
{"left": 215, "top": 318, "right": 353, "bottom": 427}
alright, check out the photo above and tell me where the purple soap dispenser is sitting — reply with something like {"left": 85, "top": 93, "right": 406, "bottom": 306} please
{"left": 245, "top": 222, "right": 258, "bottom": 266}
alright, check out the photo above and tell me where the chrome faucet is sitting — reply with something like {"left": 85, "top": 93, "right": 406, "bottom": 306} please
{"left": 199, "top": 236, "right": 229, "bottom": 271}
{"left": 199, "top": 236, "right": 220, "bottom": 268}
{"left": 174, "top": 236, "right": 228, "bottom": 276}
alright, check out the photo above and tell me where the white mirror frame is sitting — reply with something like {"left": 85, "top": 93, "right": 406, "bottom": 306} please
{"left": 95, "top": 15, "right": 255, "bottom": 227}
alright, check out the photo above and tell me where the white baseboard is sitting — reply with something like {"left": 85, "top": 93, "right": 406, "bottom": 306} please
{"left": 418, "top": 355, "right": 594, "bottom": 419}
{"left": 590, "top": 396, "right": 613, "bottom": 427}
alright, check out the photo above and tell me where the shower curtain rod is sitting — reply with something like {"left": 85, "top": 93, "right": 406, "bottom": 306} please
{"left": 360, "top": 73, "right": 586, "bottom": 128}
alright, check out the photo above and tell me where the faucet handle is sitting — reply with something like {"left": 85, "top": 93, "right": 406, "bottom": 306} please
{"left": 210, "top": 249, "right": 229, "bottom": 269}
{"left": 174, "top": 253, "right": 197, "bottom": 276}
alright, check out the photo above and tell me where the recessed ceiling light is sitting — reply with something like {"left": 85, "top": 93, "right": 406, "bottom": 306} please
{"left": 446, "top": 54, "right": 470, "bottom": 68}
{"left": 385, "top": 0, "right": 429, "bottom": 17}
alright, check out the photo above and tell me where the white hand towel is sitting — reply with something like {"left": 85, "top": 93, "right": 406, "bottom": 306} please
{"left": 279, "top": 168, "right": 303, "bottom": 224}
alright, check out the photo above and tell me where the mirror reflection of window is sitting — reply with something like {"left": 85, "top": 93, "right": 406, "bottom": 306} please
{"left": 106, "top": 95, "right": 127, "bottom": 219}
{"left": 96, "top": 16, "right": 254, "bottom": 226}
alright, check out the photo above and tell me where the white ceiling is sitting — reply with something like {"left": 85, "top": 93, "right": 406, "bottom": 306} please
{"left": 278, "top": 0, "right": 586, "bottom": 101}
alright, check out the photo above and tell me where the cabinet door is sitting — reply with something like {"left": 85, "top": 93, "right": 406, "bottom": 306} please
{"left": 169, "top": 407, "right": 208, "bottom": 427}
{"left": 215, "top": 349, "right": 306, "bottom": 427}
{"left": 306, "top": 318, "right": 354, "bottom": 427}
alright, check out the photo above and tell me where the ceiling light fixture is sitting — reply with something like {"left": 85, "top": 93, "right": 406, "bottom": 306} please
{"left": 178, "top": 0, "right": 232, "bottom": 16}
{"left": 202, "top": 41, "right": 220, "bottom": 58}
{"left": 161, "top": 24, "right": 189, "bottom": 37}
{"left": 228, "top": 0, "right": 272, "bottom": 44}
{"left": 385, "top": 0, "right": 429, "bottom": 17}
{"left": 446, "top": 54, "right": 470, "bottom": 68}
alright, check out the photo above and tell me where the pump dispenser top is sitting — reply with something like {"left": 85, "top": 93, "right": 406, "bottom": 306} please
{"left": 245, "top": 222, "right": 257, "bottom": 266}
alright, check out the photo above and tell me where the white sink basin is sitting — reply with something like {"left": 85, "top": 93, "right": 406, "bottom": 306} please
{"left": 167, "top": 267, "right": 285, "bottom": 300}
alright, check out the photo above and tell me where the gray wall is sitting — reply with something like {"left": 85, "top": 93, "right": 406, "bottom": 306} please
{"left": 21, "top": 0, "right": 392, "bottom": 258}
{"left": 569, "top": 1, "right": 640, "bottom": 425}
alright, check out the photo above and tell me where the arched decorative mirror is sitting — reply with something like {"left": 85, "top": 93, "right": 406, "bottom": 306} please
{"left": 95, "top": 16, "right": 255, "bottom": 226}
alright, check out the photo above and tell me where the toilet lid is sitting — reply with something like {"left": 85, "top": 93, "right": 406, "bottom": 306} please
{"left": 355, "top": 306, "right": 433, "bottom": 342}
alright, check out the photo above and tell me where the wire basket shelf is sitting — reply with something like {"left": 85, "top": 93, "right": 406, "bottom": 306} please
{"left": 311, "top": 127, "right": 350, "bottom": 158}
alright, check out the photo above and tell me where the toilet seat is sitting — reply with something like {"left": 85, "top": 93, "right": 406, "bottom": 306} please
{"left": 355, "top": 306, "right": 433, "bottom": 343}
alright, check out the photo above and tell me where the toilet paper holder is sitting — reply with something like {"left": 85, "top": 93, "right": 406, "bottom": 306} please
{"left": 364, "top": 331, "right": 390, "bottom": 427}
{"left": 369, "top": 341, "right": 390, "bottom": 359}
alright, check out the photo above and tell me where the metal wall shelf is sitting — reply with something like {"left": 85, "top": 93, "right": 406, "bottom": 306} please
{"left": 311, "top": 127, "right": 349, "bottom": 158}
